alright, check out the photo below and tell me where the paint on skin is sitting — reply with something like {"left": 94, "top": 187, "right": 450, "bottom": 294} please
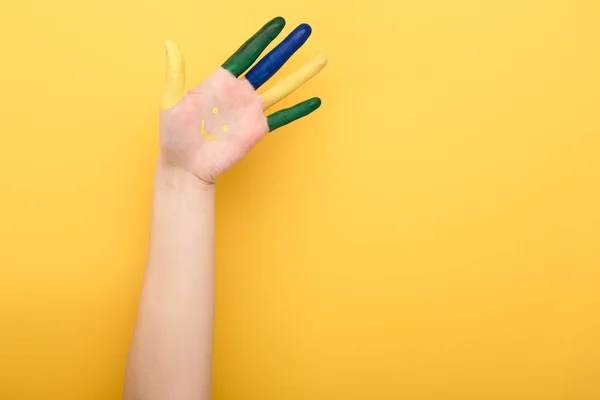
{"left": 266, "top": 97, "right": 321, "bottom": 132}
{"left": 221, "top": 17, "right": 286, "bottom": 77}
{"left": 161, "top": 40, "right": 186, "bottom": 110}
{"left": 245, "top": 23, "right": 312, "bottom": 90}
{"left": 261, "top": 54, "right": 328, "bottom": 110}
{"left": 200, "top": 107, "right": 230, "bottom": 140}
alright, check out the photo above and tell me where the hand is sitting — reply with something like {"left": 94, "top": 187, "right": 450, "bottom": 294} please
{"left": 158, "top": 16, "right": 327, "bottom": 185}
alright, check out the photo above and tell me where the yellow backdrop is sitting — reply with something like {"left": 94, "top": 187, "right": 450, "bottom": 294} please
{"left": 1, "top": 0, "right": 599, "bottom": 399}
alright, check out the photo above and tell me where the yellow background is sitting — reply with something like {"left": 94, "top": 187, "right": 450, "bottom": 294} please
{"left": 1, "top": 0, "right": 599, "bottom": 398}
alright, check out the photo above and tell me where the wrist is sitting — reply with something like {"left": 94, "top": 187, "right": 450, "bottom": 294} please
{"left": 154, "top": 156, "right": 216, "bottom": 194}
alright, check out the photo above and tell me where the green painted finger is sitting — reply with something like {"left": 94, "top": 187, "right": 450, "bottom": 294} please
{"left": 266, "top": 97, "right": 322, "bottom": 132}
{"left": 222, "top": 16, "right": 286, "bottom": 77}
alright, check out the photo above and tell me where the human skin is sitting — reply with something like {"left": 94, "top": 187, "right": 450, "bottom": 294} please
{"left": 123, "top": 16, "right": 326, "bottom": 400}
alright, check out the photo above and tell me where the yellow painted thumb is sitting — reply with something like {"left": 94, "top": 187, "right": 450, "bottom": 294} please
{"left": 161, "top": 40, "right": 186, "bottom": 110}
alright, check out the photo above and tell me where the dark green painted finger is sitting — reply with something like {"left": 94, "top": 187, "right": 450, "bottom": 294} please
{"left": 266, "top": 97, "right": 322, "bottom": 132}
{"left": 222, "top": 16, "right": 286, "bottom": 77}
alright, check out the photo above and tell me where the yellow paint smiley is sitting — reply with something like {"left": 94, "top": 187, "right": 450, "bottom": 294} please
{"left": 200, "top": 108, "right": 230, "bottom": 140}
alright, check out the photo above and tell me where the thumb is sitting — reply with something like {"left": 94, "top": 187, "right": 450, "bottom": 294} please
{"left": 161, "top": 40, "right": 186, "bottom": 110}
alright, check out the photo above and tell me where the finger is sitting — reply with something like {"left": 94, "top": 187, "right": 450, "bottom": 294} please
{"left": 261, "top": 54, "right": 327, "bottom": 111}
{"left": 266, "top": 97, "right": 321, "bottom": 132}
{"left": 161, "top": 40, "right": 186, "bottom": 110}
{"left": 221, "top": 16, "right": 286, "bottom": 77}
{"left": 244, "top": 23, "right": 312, "bottom": 90}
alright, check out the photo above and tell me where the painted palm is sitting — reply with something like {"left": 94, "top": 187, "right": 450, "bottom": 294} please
{"left": 159, "top": 17, "right": 327, "bottom": 183}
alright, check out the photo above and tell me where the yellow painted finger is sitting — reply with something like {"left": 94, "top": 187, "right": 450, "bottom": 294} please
{"left": 261, "top": 54, "right": 327, "bottom": 111}
{"left": 161, "top": 40, "right": 186, "bottom": 111}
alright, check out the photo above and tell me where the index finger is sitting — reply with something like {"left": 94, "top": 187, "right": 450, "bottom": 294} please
{"left": 221, "top": 16, "right": 286, "bottom": 77}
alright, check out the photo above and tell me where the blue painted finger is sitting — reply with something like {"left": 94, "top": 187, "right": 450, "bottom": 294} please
{"left": 244, "top": 23, "right": 312, "bottom": 90}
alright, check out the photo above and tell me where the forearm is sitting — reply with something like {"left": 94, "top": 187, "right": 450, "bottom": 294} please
{"left": 124, "top": 158, "right": 215, "bottom": 400}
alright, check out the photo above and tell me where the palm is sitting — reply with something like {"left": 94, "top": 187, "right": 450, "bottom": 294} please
{"left": 159, "top": 17, "right": 327, "bottom": 184}
{"left": 160, "top": 68, "right": 267, "bottom": 183}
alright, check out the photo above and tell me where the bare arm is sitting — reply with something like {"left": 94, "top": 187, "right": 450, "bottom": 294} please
{"left": 123, "top": 15, "right": 326, "bottom": 400}
{"left": 123, "top": 161, "right": 215, "bottom": 400}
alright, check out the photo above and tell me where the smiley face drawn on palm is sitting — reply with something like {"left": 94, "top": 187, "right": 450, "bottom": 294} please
{"left": 200, "top": 108, "right": 229, "bottom": 141}
{"left": 159, "top": 17, "right": 327, "bottom": 184}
